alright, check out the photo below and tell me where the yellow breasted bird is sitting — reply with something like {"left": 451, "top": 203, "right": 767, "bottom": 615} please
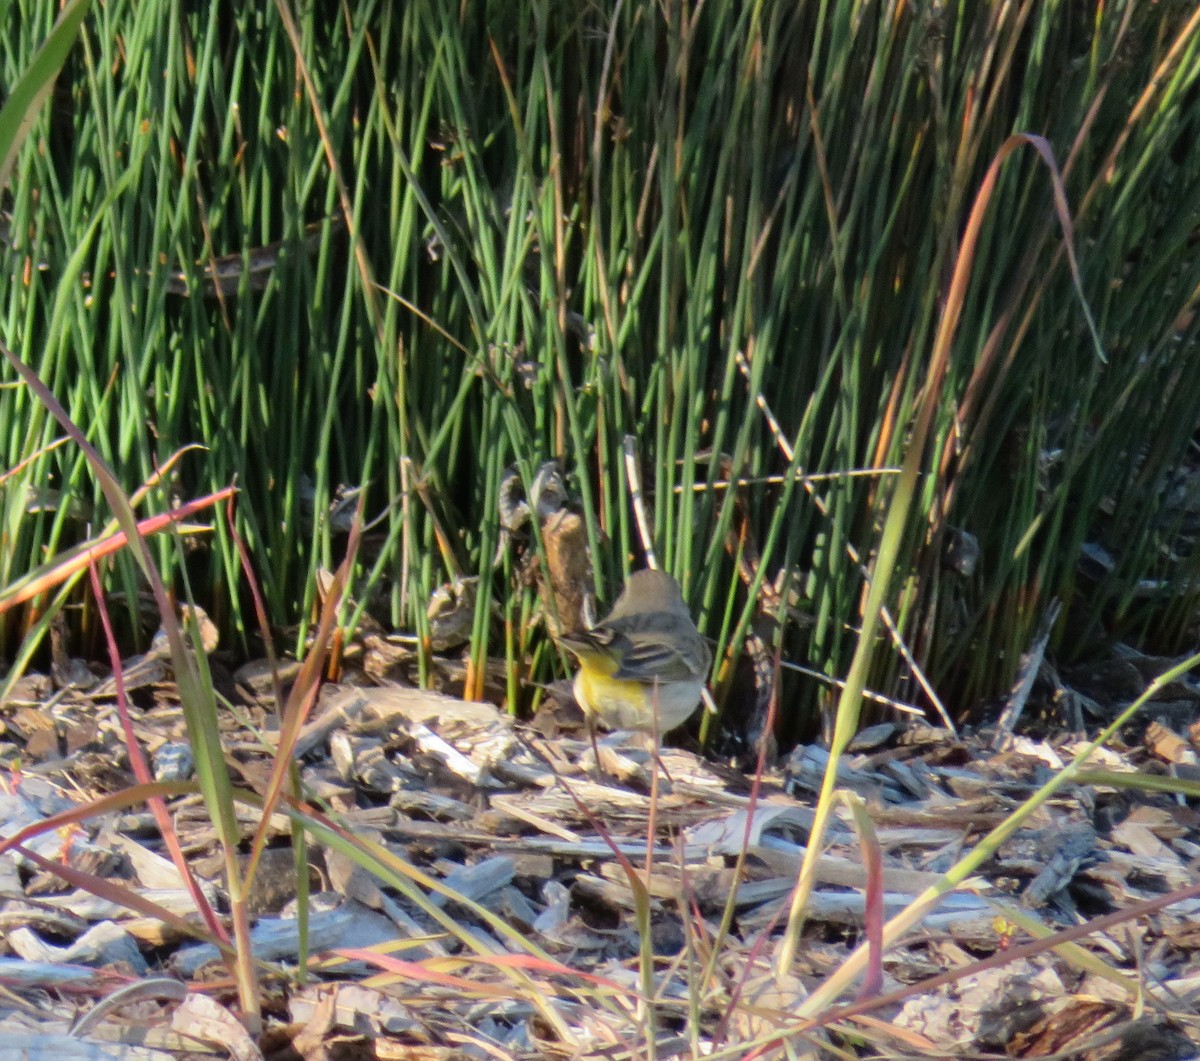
{"left": 558, "top": 569, "right": 711, "bottom": 741}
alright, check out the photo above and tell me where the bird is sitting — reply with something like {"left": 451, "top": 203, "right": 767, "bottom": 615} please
{"left": 557, "top": 569, "right": 711, "bottom": 753}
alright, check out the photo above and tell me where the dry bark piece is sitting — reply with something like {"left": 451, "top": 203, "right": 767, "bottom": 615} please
{"left": 1145, "top": 720, "right": 1196, "bottom": 764}
{"left": 425, "top": 575, "right": 480, "bottom": 651}
{"left": 1110, "top": 815, "right": 1176, "bottom": 859}
{"left": 429, "top": 854, "right": 515, "bottom": 909}
{"left": 24, "top": 725, "right": 61, "bottom": 762}
{"left": 0, "top": 1031, "right": 174, "bottom": 1060}
{"left": 8, "top": 920, "right": 146, "bottom": 973}
{"left": 82, "top": 656, "right": 169, "bottom": 700}
{"left": 233, "top": 656, "right": 302, "bottom": 699}
{"left": 896, "top": 960, "right": 1064, "bottom": 1049}
{"left": 172, "top": 901, "right": 366, "bottom": 977}
{"left": 170, "top": 992, "right": 263, "bottom": 1061}
{"left": 3, "top": 672, "right": 53, "bottom": 705}
{"left": 288, "top": 983, "right": 427, "bottom": 1039}
{"left": 1008, "top": 1001, "right": 1190, "bottom": 1061}
{"left": 298, "top": 683, "right": 504, "bottom": 757}
{"left": 543, "top": 508, "right": 593, "bottom": 636}
{"left": 330, "top": 731, "right": 410, "bottom": 792}
{"left": 732, "top": 974, "right": 826, "bottom": 1060}
{"left": 360, "top": 632, "right": 415, "bottom": 684}
{"left": 8, "top": 706, "right": 56, "bottom": 743}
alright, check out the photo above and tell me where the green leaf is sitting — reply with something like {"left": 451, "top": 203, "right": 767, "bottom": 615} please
{"left": 0, "top": 0, "right": 91, "bottom": 190}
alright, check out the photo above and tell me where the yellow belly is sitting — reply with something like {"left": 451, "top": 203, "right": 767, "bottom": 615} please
{"left": 573, "top": 665, "right": 703, "bottom": 734}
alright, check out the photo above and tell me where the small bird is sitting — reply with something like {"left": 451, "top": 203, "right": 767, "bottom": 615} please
{"left": 558, "top": 569, "right": 711, "bottom": 747}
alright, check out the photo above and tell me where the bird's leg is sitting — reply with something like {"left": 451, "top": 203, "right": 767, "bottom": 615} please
{"left": 588, "top": 717, "right": 606, "bottom": 780}
{"left": 647, "top": 679, "right": 676, "bottom": 785}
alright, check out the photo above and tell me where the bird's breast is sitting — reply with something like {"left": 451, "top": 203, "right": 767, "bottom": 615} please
{"left": 573, "top": 667, "right": 703, "bottom": 733}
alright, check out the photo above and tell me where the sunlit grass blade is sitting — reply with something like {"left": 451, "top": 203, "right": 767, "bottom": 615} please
{"left": 0, "top": 0, "right": 90, "bottom": 187}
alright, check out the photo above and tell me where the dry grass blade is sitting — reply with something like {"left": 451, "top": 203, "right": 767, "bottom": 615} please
{"left": 0, "top": 488, "right": 235, "bottom": 614}
{"left": 87, "top": 563, "right": 226, "bottom": 942}
{"left": 242, "top": 511, "right": 363, "bottom": 889}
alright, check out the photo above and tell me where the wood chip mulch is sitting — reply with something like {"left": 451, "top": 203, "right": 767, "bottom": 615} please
{"left": 2, "top": 640, "right": 1200, "bottom": 1059}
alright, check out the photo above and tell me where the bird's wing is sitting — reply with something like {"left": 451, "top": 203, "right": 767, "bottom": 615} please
{"left": 558, "top": 627, "right": 615, "bottom": 658}
{"left": 612, "top": 632, "right": 706, "bottom": 682}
